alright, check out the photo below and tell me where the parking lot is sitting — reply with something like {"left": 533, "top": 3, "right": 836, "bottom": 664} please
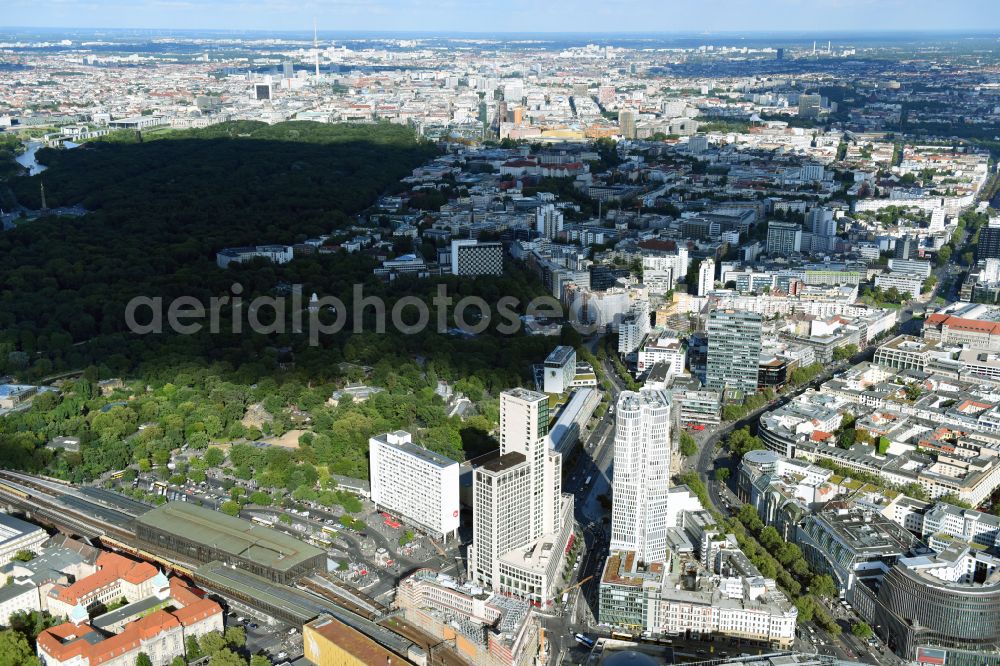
{"left": 226, "top": 608, "right": 302, "bottom": 662}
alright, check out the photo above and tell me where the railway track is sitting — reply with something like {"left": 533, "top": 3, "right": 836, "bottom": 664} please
{"left": 0, "top": 470, "right": 135, "bottom": 540}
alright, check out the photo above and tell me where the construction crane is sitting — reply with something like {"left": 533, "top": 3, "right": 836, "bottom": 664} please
{"left": 563, "top": 575, "right": 594, "bottom": 594}
{"left": 428, "top": 537, "right": 447, "bottom": 557}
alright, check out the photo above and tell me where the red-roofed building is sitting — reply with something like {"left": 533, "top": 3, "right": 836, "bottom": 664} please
{"left": 38, "top": 576, "right": 222, "bottom": 666}
{"left": 637, "top": 239, "right": 678, "bottom": 253}
{"left": 923, "top": 314, "right": 1000, "bottom": 351}
{"left": 47, "top": 553, "right": 161, "bottom": 619}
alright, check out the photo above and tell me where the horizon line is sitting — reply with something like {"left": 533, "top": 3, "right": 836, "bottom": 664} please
{"left": 3, "top": 26, "right": 1000, "bottom": 36}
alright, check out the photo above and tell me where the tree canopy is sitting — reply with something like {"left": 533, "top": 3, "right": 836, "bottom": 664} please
{"left": 0, "top": 630, "right": 40, "bottom": 666}
{"left": 0, "top": 121, "right": 437, "bottom": 377}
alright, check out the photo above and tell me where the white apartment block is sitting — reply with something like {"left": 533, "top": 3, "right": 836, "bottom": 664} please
{"left": 543, "top": 345, "right": 577, "bottom": 395}
{"left": 0, "top": 578, "right": 40, "bottom": 625}
{"left": 642, "top": 249, "right": 688, "bottom": 294}
{"left": 618, "top": 300, "right": 651, "bottom": 355}
{"left": 698, "top": 293, "right": 891, "bottom": 324}
{"left": 697, "top": 258, "right": 715, "bottom": 297}
{"left": 887, "top": 258, "right": 933, "bottom": 279}
{"left": 921, "top": 502, "right": 1000, "bottom": 550}
{"left": 637, "top": 335, "right": 686, "bottom": 376}
{"left": 808, "top": 206, "right": 836, "bottom": 236}
{"left": 369, "top": 431, "right": 460, "bottom": 540}
{"left": 929, "top": 208, "right": 947, "bottom": 231}
{"left": 535, "top": 204, "right": 564, "bottom": 239}
{"left": 766, "top": 221, "right": 802, "bottom": 255}
{"left": 802, "top": 165, "right": 826, "bottom": 182}
{"left": 215, "top": 244, "right": 293, "bottom": 268}
{"left": 654, "top": 593, "right": 797, "bottom": 646}
{"left": 611, "top": 389, "right": 672, "bottom": 563}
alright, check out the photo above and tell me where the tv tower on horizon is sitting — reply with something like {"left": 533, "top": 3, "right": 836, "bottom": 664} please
{"left": 313, "top": 18, "right": 320, "bottom": 78}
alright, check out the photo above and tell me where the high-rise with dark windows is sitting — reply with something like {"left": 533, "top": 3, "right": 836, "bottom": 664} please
{"left": 706, "top": 309, "right": 763, "bottom": 396}
{"left": 977, "top": 219, "right": 1000, "bottom": 261}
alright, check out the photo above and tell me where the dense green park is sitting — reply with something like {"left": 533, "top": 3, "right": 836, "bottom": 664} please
{"left": 0, "top": 121, "right": 566, "bottom": 482}
{"left": 0, "top": 121, "right": 440, "bottom": 374}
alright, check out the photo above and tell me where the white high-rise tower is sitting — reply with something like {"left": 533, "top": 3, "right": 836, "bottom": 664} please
{"left": 535, "top": 204, "right": 564, "bottom": 240}
{"left": 498, "top": 388, "right": 559, "bottom": 536}
{"left": 697, "top": 258, "right": 715, "bottom": 297}
{"left": 468, "top": 388, "right": 572, "bottom": 604}
{"left": 610, "top": 388, "right": 672, "bottom": 563}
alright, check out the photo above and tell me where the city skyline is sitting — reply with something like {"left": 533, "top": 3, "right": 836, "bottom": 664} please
{"left": 4, "top": 2, "right": 1000, "bottom": 663}
{"left": 6, "top": 0, "right": 1000, "bottom": 33}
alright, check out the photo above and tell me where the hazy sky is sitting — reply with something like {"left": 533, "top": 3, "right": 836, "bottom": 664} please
{"left": 6, "top": 0, "right": 1000, "bottom": 33}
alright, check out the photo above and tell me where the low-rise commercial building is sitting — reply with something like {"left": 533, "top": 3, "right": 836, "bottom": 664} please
{"left": 677, "top": 391, "right": 721, "bottom": 426}
{"left": 637, "top": 335, "right": 686, "bottom": 376}
{"left": 598, "top": 551, "right": 666, "bottom": 631}
{"left": 599, "top": 550, "right": 797, "bottom": 647}
{"left": 873, "top": 335, "right": 940, "bottom": 371}
{"left": 542, "top": 345, "right": 576, "bottom": 395}
{"left": 795, "top": 509, "right": 920, "bottom": 593}
{"left": 396, "top": 569, "right": 538, "bottom": 666}
{"left": 304, "top": 613, "right": 425, "bottom": 666}
{"left": 854, "top": 545, "right": 1000, "bottom": 666}
{"left": 920, "top": 502, "right": 1000, "bottom": 550}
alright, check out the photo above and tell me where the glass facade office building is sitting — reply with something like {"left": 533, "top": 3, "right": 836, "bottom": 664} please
{"left": 706, "top": 309, "right": 763, "bottom": 396}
